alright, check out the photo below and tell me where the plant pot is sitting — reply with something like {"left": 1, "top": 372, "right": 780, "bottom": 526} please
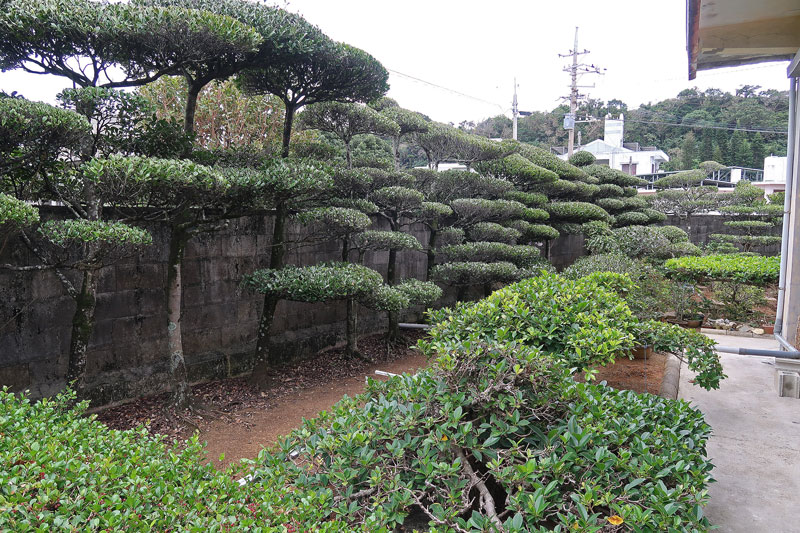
{"left": 762, "top": 325, "right": 774, "bottom": 335}
{"left": 630, "top": 344, "right": 653, "bottom": 360}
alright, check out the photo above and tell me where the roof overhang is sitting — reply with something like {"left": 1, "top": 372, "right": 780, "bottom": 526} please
{"left": 687, "top": 0, "right": 800, "bottom": 79}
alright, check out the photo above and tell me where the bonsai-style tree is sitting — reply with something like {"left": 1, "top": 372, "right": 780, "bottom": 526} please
{"left": 239, "top": 40, "right": 390, "bottom": 157}
{"left": 0, "top": 97, "right": 158, "bottom": 396}
{"left": 714, "top": 181, "right": 782, "bottom": 253}
{"left": 413, "top": 122, "right": 461, "bottom": 169}
{"left": 299, "top": 101, "right": 400, "bottom": 168}
{"left": 372, "top": 99, "right": 429, "bottom": 170}
{"left": 651, "top": 169, "right": 719, "bottom": 221}
{"left": 136, "top": 0, "right": 327, "bottom": 139}
{"left": 578, "top": 165, "right": 662, "bottom": 227}
{"left": 87, "top": 155, "right": 301, "bottom": 407}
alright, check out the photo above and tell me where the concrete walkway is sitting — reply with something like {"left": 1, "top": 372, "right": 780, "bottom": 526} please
{"left": 679, "top": 334, "right": 800, "bottom": 533}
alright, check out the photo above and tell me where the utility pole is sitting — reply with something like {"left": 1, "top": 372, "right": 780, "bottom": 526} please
{"left": 559, "top": 27, "right": 605, "bottom": 157}
{"left": 512, "top": 77, "right": 518, "bottom": 140}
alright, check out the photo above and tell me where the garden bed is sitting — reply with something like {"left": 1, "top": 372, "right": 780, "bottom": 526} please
{"left": 577, "top": 351, "right": 668, "bottom": 395}
{"left": 96, "top": 330, "right": 429, "bottom": 448}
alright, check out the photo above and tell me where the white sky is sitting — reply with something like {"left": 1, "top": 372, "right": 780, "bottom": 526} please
{"left": 1, "top": 0, "right": 792, "bottom": 125}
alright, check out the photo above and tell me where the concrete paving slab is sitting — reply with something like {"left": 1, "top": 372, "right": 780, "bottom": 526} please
{"left": 679, "top": 334, "right": 800, "bottom": 533}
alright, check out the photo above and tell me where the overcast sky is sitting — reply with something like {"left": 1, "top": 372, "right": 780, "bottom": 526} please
{"left": 0, "top": 0, "right": 791, "bottom": 126}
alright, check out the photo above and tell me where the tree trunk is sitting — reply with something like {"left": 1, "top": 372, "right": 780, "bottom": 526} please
{"left": 184, "top": 81, "right": 202, "bottom": 139}
{"left": 392, "top": 136, "right": 401, "bottom": 171}
{"left": 66, "top": 268, "right": 98, "bottom": 397}
{"left": 281, "top": 103, "right": 295, "bottom": 158}
{"left": 345, "top": 298, "right": 358, "bottom": 357}
{"left": 342, "top": 235, "right": 350, "bottom": 262}
{"left": 166, "top": 225, "right": 191, "bottom": 408}
{"left": 345, "top": 140, "right": 352, "bottom": 169}
{"left": 250, "top": 201, "right": 288, "bottom": 384}
{"left": 426, "top": 227, "right": 438, "bottom": 281}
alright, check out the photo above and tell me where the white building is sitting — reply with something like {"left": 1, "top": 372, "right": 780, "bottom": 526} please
{"left": 754, "top": 155, "right": 789, "bottom": 196}
{"left": 556, "top": 115, "right": 670, "bottom": 176}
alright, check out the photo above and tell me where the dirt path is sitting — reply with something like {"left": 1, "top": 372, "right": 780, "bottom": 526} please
{"left": 201, "top": 350, "right": 429, "bottom": 469}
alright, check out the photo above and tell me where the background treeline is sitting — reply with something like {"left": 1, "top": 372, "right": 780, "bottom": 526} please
{"left": 465, "top": 85, "right": 789, "bottom": 170}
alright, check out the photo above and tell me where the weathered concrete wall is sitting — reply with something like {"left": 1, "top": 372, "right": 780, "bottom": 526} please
{"left": 0, "top": 208, "right": 430, "bottom": 406}
{"left": 664, "top": 214, "right": 782, "bottom": 255}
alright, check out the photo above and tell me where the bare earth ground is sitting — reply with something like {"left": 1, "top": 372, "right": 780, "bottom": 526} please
{"left": 578, "top": 352, "right": 668, "bottom": 395}
{"left": 96, "top": 333, "right": 665, "bottom": 469}
{"left": 95, "top": 331, "right": 429, "bottom": 468}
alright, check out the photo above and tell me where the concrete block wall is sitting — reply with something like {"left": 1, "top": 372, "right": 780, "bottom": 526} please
{"left": 0, "top": 208, "right": 429, "bottom": 406}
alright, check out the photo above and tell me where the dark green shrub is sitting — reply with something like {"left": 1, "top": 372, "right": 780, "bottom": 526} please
{"left": 441, "top": 242, "right": 544, "bottom": 268}
{"left": 567, "top": 150, "right": 596, "bottom": 166}
{"left": 0, "top": 388, "right": 341, "bottom": 531}
{"left": 430, "top": 261, "right": 526, "bottom": 286}
{"left": 657, "top": 225, "right": 690, "bottom": 244}
{"left": 468, "top": 221, "right": 520, "bottom": 243}
{"left": 613, "top": 211, "right": 650, "bottom": 227}
{"left": 546, "top": 201, "right": 610, "bottom": 223}
{"left": 242, "top": 262, "right": 382, "bottom": 301}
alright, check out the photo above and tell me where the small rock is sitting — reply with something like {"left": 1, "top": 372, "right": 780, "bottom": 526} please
{"left": 738, "top": 325, "right": 752, "bottom": 333}
{"left": 753, "top": 328, "right": 765, "bottom": 335}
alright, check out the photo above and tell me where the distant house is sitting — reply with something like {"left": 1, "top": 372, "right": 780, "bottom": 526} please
{"left": 552, "top": 115, "right": 669, "bottom": 176}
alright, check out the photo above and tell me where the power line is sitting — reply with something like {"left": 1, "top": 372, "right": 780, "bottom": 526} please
{"left": 623, "top": 117, "right": 786, "bottom": 135}
{"left": 387, "top": 68, "right": 505, "bottom": 111}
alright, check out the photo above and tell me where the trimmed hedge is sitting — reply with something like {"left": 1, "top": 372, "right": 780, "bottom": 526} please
{"left": 430, "top": 261, "right": 525, "bottom": 286}
{"left": 441, "top": 241, "right": 544, "bottom": 268}
{"left": 546, "top": 201, "right": 610, "bottom": 223}
{"left": 664, "top": 254, "right": 780, "bottom": 285}
{"left": 38, "top": 220, "right": 152, "bottom": 247}
{"left": 468, "top": 222, "right": 521, "bottom": 244}
{"left": 241, "top": 262, "right": 382, "bottom": 302}
{"left": 0, "top": 193, "right": 39, "bottom": 229}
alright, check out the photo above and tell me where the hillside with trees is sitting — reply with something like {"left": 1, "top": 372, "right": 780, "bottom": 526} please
{"left": 466, "top": 86, "right": 789, "bottom": 170}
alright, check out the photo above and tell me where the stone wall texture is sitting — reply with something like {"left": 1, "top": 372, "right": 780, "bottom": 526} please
{"left": 0, "top": 209, "right": 780, "bottom": 406}
{"left": 0, "top": 208, "right": 429, "bottom": 406}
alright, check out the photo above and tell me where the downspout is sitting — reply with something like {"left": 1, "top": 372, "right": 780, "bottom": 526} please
{"left": 774, "top": 76, "right": 797, "bottom": 346}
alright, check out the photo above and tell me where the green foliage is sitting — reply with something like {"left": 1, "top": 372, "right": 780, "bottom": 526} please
{"left": 505, "top": 220, "right": 560, "bottom": 242}
{"left": 710, "top": 281, "right": 767, "bottom": 322}
{"left": 0, "top": 96, "right": 89, "bottom": 189}
{"left": 638, "top": 320, "right": 725, "bottom": 389}
{"left": 38, "top": 220, "right": 152, "bottom": 247}
{"left": 0, "top": 388, "right": 348, "bottom": 531}
{"left": 653, "top": 170, "right": 706, "bottom": 189}
{"left": 567, "top": 150, "right": 596, "bottom": 166}
{"left": 425, "top": 170, "right": 513, "bottom": 203}
{"left": 612, "top": 225, "right": 672, "bottom": 259}
{"left": 595, "top": 197, "right": 625, "bottom": 212}
{"left": 0, "top": 193, "right": 39, "bottom": 231}
{"left": 450, "top": 198, "right": 528, "bottom": 224}
{"left": 514, "top": 142, "right": 587, "bottom": 180}
{"left": 441, "top": 242, "right": 544, "bottom": 268}
{"left": 437, "top": 226, "right": 465, "bottom": 246}
{"left": 664, "top": 254, "right": 780, "bottom": 285}
{"left": 657, "top": 225, "right": 690, "bottom": 243}
{"left": 425, "top": 273, "right": 637, "bottom": 370}
{"left": 582, "top": 164, "right": 647, "bottom": 187}
{"left": 430, "top": 261, "right": 527, "bottom": 286}
{"left": 300, "top": 101, "right": 400, "bottom": 145}
{"left": 473, "top": 153, "right": 558, "bottom": 187}
{"left": 242, "top": 262, "right": 382, "bottom": 302}
{"left": 596, "top": 183, "right": 625, "bottom": 198}
{"left": 641, "top": 207, "right": 668, "bottom": 224}
{"left": 371, "top": 186, "right": 424, "bottom": 211}
{"left": 294, "top": 206, "right": 371, "bottom": 234}
{"left": 546, "top": 201, "right": 610, "bottom": 223}
{"left": 768, "top": 191, "right": 785, "bottom": 205}
{"left": 361, "top": 284, "right": 410, "bottom": 312}
{"left": 353, "top": 230, "right": 422, "bottom": 251}
{"left": 620, "top": 195, "right": 649, "bottom": 210}
{"left": 613, "top": 211, "right": 650, "bottom": 227}
{"left": 395, "top": 278, "right": 442, "bottom": 306}
{"left": 503, "top": 190, "right": 548, "bottom": 207}
{"left": 564, "top": 254, "right": 672, "bottom": 321}
{"left": 468, "top": 222, "right": 520, "bottom": 244}
{"left": 416, "top": 201, "right": 452, "bottom": 220}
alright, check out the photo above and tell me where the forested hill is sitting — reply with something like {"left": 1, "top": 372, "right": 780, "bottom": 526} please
{"left": 463, "top": 85, "right": 789, "bottom": 171}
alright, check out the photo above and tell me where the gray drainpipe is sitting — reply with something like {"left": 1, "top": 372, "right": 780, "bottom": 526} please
{"left": 774, "top": 76, "right": 797, "bottom": 340}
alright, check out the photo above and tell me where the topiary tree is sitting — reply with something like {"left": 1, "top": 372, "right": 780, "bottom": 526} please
{"left": 568, "top": 150, "right": 596, "bottom": 167}
{"left": 299, "top": 101, "right": 400, "bottom": 169}
{"left": 239, "top": 39, "right": 390, "bottom": 158}
{"left": 0, "top": 98, "right": 163, "bottom": 397}
{"left": 713, "top": 181, "right": 782, "bottom": 254}
{"left": 651, "top": 169, "right": 719, "bottom": 221}
{"left": 88, "top": 155, "right": 306, "bottom": 406}
{"left": 374, "top": 103, "right": 429, "bottom": 170}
